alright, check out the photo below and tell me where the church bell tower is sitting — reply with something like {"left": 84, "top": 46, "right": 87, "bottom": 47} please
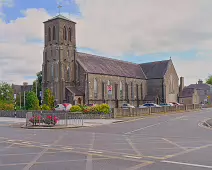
{"left": 42, "top": 15, "right": 76, "bottom": 104}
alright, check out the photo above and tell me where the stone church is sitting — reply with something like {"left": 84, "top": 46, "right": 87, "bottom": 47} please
{"left": 42, "top": 14, "right": 182, "bottom": 107}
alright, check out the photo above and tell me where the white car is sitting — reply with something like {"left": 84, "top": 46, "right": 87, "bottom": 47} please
{"left": 139, "top": 103, "right": 162, "bottom": 108}
{"left": 121, "top": 103, "right": 135, "bottom": 108}
{"left": 54, "top": 103, "right": 72, "bottom": 111}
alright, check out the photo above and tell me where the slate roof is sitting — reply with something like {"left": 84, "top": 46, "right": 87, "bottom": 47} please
{"left": 179, "top": 87, "right": 195, "bottom": 98}
{"left": 66, "top": 87, "right": 84, "bottom": 96}
{"left": 76, "top": 52, "right": 146, "bottom": 79}
{"left": 140, "top": 60, "right": 170, "bottom": 79}
{"left": 186, "top": 83, "right": 211, "bottom": 90}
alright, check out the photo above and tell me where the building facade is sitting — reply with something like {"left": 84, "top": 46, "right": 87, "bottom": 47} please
{"left": 42, "top": 15, "right": 180, "bottom": 107}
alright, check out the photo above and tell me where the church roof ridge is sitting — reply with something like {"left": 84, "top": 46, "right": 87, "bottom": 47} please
{"left": 76, "top": 51, "right": 138, "bottom": 65}
{"left": 140, "top": 59, "right": 170, "bottom": 65}
{"left": 43, "top": 14, "right": 76, "bottom": 24}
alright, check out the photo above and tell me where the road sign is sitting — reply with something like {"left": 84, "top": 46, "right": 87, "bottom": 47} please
{"left": 208, "top": 96, "right": 211, "bottom": 99}
{"left": 14, "top": 94, "right": 16, "bottom": 100}
{"left": 40, "top": 91, "right": 42, "bottom": 97}
{"left": 107, "top": 85, "right": 112, "bottom": 95}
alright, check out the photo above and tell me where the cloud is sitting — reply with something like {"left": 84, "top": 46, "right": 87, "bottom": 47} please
{"left": 0, "top": 8, "right": 50, "bottom": 84}
{"left": 73, "top": 0, "right": 212, "bottom": 85}
{"left": 0, "top": 0, "right": 14, "bottom": 16}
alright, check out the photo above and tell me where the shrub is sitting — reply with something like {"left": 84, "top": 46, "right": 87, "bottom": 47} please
{"left": 42, "top": 104, "right": 51, "bottom": 111}
{"left": 70, "top": 105, "right": 82, "bottom": 112}
{"left": 29, "top": 115, "right": 43, "bottom": 125}
{"left": 96, "top": 104, "right": 110, "bottom": 114}
{"left": 43, "top": 115, "right": 59, "bottom": 125}
{"left": 0, "top": 101, "right": 14, "bottom": 111}
{"left": 82, "top": 104, "right": 110, "bottom": 114}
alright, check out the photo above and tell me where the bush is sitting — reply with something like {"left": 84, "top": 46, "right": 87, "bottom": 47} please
{"left": 82, "top": 104, "right": 110, "bottom": 114}
{"left": 0, "top": 101, "right": 14, "bottom": 111}
{"left": 42, "top": 104, "right": 51, "bottom": 111}
{"left": 96, "top": 104, "right": 110, "bottom": 114}
{"left": 70, "top": 105, "right": 82, "bottom": 112}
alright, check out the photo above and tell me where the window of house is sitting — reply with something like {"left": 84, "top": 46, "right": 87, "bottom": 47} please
{"left": 136, "top": 84, "right": 138, "bottom": 99}
{"left": 94, "top": 78, "right": 98, "bottom": 98}
{"left": 107, "top": 80, "right": 112, "bottom": 98}
{"left": 120, "top": 81, "right": 123, "bottom": 99}
{"left": 48, "top": 27, "right": 51, "bottom": 42}
{"left": 63, "top": 26, "right": 67, "bottom": 40}
{"left": 53, "top": 26, "right": 56, "bottom": 40}
{"left": 141, "top": 83, "right": 143, "bottom": 99}
{"left": 68, "top": 28, "right": 72, "bottom": 41}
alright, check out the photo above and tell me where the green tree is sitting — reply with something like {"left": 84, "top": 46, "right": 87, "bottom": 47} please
{"left": 32, "top": 71, "right": 42, "bottom": 102}
{"left": 25, "top": 91, "right": 40, "bottom": 110}
{"left": 43, "top": 89, "right": 55, "bottom": 109}
{"left": 206, "top": 75, "right": 212, "bottom": 85}
{"left": 0, "top": 82, "right": 14, "bottom": 103}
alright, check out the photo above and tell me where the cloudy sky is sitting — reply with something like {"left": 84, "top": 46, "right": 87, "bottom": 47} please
{"left": 0, "top": 0, "right": 212, "bottom": 85}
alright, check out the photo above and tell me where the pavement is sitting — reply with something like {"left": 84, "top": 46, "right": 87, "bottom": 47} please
{"left": 0, "top": 108, "right": 212, "bottom": 169}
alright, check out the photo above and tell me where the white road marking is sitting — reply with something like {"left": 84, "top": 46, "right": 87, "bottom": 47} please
{"left": 88, "top": 150, "right": 103, "bottom": 154}
{"left": 161, "top": 160, "right": 212, "bottom": 169}
{"left": 86, "top": 133, "right": 95, "bottom": 170}
{"left": 125, "top": 136, "right": 142, "bottom": 156}
{"left": 162, "top": 138, "right": 186, "bottom": 150}
{"left": 124, "top": 115, "right": 189, "bottom": 134}
{"left": 123, "top": 155, "right": 142, "bottom": 159}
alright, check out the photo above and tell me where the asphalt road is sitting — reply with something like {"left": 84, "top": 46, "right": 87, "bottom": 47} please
{"left": 0, "top": 108, "right": 212, "bottom": 170}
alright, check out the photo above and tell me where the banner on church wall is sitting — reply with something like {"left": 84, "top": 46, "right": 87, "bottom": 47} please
{"left": 107, "top": 85, "right": 112, "bottom": 95}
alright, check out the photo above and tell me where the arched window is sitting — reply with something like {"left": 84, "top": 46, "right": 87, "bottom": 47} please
{"left": 120, "top": 81, "right": 123, "bottom": 99}
{"left": 53, "top": 26, "right": 56, "bottom": 40}
{"left": 48, "top": 27, "right": 51, "bottom": 42}
{"left": 94, "top": 78, "right": 98, "bottom": 98}
{"left": 67, "top": 66, "right": 70, "bottom": 80}
{"left": 107, "top": 80, "right": 110, "bottom": 85}
{"left": 63, "top": 26, "right": 67, "bottom": 40}
{"left": 51, "top": 64, "right": 54, "bottom": 80}
{"left": 68, "top": 27, "right": 72, "bottom": 41}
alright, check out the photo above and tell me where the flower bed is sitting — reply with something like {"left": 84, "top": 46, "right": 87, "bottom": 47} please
{"left": 29, "top": 115, "right": 59, "bottom": 126}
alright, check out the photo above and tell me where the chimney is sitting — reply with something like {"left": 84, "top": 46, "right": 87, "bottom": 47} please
{"left": 198, "top": 79, "right": 203, "bottom": 84}
{"left": 179, "top": 77, "right": 184, "bottom": 92}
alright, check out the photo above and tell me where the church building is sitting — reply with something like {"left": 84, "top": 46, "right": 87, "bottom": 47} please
{"left": 42, "top": 15, "right": 182, "bottom": 107}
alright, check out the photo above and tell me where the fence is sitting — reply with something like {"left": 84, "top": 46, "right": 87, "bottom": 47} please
{"left": 113, "top": 104, "right": 202, "bottom": 118}
{"left": 0, "top": 104, "right": 202, "bottom": 120}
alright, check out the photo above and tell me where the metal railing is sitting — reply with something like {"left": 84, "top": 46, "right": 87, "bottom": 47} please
{"left": 26, "top": 112, "right": 84, "bottom": 127}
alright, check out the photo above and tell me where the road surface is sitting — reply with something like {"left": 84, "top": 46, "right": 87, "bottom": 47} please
{"left": 0, "top": 108, "right": 212, "bottom": 170}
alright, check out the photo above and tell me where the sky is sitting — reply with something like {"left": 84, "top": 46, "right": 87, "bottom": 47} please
{"left": 1, "top": 0, "right": 212, "bottom": 86}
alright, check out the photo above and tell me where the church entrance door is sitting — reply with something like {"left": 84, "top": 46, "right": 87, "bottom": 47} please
{"left": 77, "top": 97, "right": 82, "bottom": 105}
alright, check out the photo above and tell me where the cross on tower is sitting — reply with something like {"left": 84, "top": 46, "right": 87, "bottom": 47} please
{"left": 57, "top": 5, "right": 62, "bottom": 14}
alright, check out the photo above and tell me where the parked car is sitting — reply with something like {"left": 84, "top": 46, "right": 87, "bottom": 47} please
{"left": 87, "top": 104, "right": 96, "bottom": 107}
{"left": 54, "top": 103, "right": 72, "bottom": 111}
{"left": 169, "top": 102, "right": 183, "bottom": 106}
{"left": 160, "top": 103, "right": 172, "bottom": 107}
{"left": 121, "top": 103, "right": 135, "bottom": 108}
{"left": 139, "top": 103, "right": 162, "bottom": 108}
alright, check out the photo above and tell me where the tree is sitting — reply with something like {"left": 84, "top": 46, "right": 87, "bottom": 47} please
{"left": 43, "top": 89, "right": 55, "bottom": 109}
{"left": 0, "top": 82, "right": 14, "bottom": 103}
{"left": 32, "top": 71, "right": 42, "bottom": 102}
{"left": 206, "top": 75, "right": 212, "bottom": 85}
{"left": 25, "top": 91, "right": 40, "bottom": 110}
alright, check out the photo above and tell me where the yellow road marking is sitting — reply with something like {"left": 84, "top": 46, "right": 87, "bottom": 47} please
{"left": 126, "top": 161, "right": 154, "bottom": 170}
{"left": 123, "top": 155, "right": 143, "bottom": 159}
{"left": 162, "top": 138, "right": 186, "bottom": 150}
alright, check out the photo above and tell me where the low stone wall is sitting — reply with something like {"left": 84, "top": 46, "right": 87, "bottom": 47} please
{"left": 113, "top": 104, "right": 201, "bottom": 118}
